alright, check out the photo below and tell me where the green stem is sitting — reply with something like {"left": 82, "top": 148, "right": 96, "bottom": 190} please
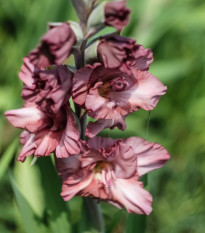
{"left": 84, "top": 197, "right": 105, "bottom": 233}
{"left": 74, "top": 36, "right": 105, "bottom": 233}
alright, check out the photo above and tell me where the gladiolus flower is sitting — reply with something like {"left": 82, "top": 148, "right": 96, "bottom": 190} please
{"left": 97, "top": 35, "right": 153, "bottom": 73}
{"left": 56, "top": 136, "right": 170, "bottom": 214}
{"left": 104, "top": 0, "right": 130, "bottom": 31}
{"left": 19, "top": 57, "right": 73, "bottom": 114}
{"left": 5, "top": 104, "right": 81, "bottom": 162}
{"left": 72, "top": 63, "right": 167, "bottom": 120}
{"left": 87, "top": 0, "right": 130, "bottom": 37}
{"left": 28, "top": 22, "right": 81, "bottom": 68}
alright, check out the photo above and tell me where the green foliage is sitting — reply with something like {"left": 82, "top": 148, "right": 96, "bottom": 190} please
{"left": 1, "top": 0, "right": 205, "bottom": 232}
{"left": 10, "top": 175, "right": 48, "bottom": 233}
{"left": 0, "top": 138, "right": 18, "bottom": 181}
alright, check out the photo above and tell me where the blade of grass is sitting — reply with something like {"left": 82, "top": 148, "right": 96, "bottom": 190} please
{"left": 0, "top": 138, "right": 18, "bottom": 181}
{"left": 10, "top": 174, "right": 48, "bottom": 233}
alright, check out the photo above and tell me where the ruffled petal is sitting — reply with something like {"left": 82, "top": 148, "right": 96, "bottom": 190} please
{"left": 60, "top": 167, "right": 93, "bottom": 201}
{"left": 87, "top": 136, "right": 115, "bottom": 151}
{"left": 112, "top": 141, "right": 137, "bottom": 179}
{"left": 109, "top": 69, "right": 167, "bottom": 112}
{"left": 18, "top": 131, "right": 36, "bottom": 162}
{"left": 55, "top": 155, "right": 81, "bottom": 176}
{"left": 80, "top": 149, "right": 104, "bottom": 168}
{"left": 72, "top": 63, "right": 100, "bottom": 106}
{"left": 110, "top": 179, "right": 152, "bottom": 215}
{"left": 28, "top": 23, "right": 76, "bottom": 68}
{"left": 19, "top": 57, "right": 37, "bottom": 86}
{"left": 85, "top": 81, "right": 130, "bottom": 119}
{"left": 86, "top": 117, "right": 126, "bottom": 138}
{"left": 34, "top": 129, "right": 62, "bottom": 156}
{"left": 125, "top": 137, "right": 170, "bottom": 176}
{"left": 4, "top": 105, "right": 48, "bottom": 132}
{"left": 98, "top": 35, "right": 135, "bottom": 68}
{"left": 55, "top": 108, "right": 81, "bottom": 158}
{"left": 104, "top": 0, "right": 130, "bottom": 31}
{"left": 39, "top": 65, "right": 73, "bottom": 113}
{"left": 129, "top": 45, "right": 153, "bottom": 71}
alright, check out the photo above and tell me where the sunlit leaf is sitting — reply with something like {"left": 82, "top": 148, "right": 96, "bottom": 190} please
{"left": 0, "top": 138, "right": 18, "bottom": 181}
{"left": 36, "top": 156, "right": 71, "bottom": 233}
{"left": 10, "top": 175, "right": 48, "bottom": 233}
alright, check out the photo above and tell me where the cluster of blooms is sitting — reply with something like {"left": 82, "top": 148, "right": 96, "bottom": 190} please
{"left": 5, "top": 0, "right": 170, "bottom": 215}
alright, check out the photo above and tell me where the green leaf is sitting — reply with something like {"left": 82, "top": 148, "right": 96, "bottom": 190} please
{"left": 124, "top": 214, "right": 147, "bottom": 233}
{"left": 106, "top": 210, "right": 124, "bottom": 233}
{"left": 0, "top": 138, "right": 18, "bottom": 181}
{"left": 36, "top": 156, "right": 71, "bottom": 233}
{"left": 76, "top": 197, "right": 104, "bottom": 233}
{"left": 13, "top": 156, "right": 45, "bottom": 218}
{"left": 10, "top": 174, "right": 48, "bottom": 233}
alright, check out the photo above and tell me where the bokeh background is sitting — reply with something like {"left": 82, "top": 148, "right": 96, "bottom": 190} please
{"left": 0, "top": 0, "right": 205, "bottom": 232}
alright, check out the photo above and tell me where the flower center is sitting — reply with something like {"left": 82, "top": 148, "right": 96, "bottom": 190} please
{"left": 93, "top": 161, "right": 115, "bottom": 187}
{"left": 110, "top": 77, "right": 129, "bottom": 91}
{"left": 98, "top": 77, "right": 129, "bottom": 97}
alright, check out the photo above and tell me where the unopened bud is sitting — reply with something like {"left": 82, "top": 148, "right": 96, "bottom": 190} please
{"left": 87, "top": 1, "right": 107, "bottom": 37}
{"left": 69, "top": 21, "right": 84, "bottom": 46}
{"left": 85, "top": 40, "right": 100, "bottom": 64}
{"left": 86, "top": 0, "right": 130, "bottom": 38}
{"left": 70, "top": 0, "right": 96, "bottom": 23}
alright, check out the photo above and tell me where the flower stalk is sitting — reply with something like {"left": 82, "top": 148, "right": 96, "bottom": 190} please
{"left": 74, "top": 34, "right": 105, "bottom": 233}
{"left": 4, "top": 0, "right": 170, "bottom": 232}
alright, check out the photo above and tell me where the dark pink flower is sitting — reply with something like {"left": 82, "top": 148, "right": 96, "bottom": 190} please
{"left": 28, "top": 23, "right": 77, "bottom": 68}
{"left": 104, "top": 0, "right": 130, "bottom": 31}
{"left": 19, "top": 57, "right": 73, "bottom": 114}
{"left": 4, "top": 103, "right": 81, "bottom": 162}
{"left": 56, "top": 136, "right": 170, "bottom": 214}
{"left": 97, "top": 35, "right": 153, "bottom": 73}
{"left": 72, "top": 63, "right": 167, "bottom": 120}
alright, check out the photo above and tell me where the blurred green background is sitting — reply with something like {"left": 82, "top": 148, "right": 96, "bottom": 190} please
{"left": 0, "top": 0, "right": 205, "bottom": 232}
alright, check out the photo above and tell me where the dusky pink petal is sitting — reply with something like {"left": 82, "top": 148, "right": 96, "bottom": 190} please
{"left": 119, "top": 69, "right": 167, "bottom": 112}
{"left": 104, "top": 0, "right": 130, "bottom": 31}
{"left": 86, "top": 117, "right": 126, "bottom": 138}
{"left": 80, "top": 150, "right": 104, "bottom": 168}
{"left": 28, "top": 44, "right": 55, "bottom": 69}
{"left": 19, "top": 57, "right": 37, "bottom": 86}
{"left": 110, "top": 179, "right": 152, "bottom": 214}
{"left": 112, "top": 141, "right": 137, "bottom": 179}
{"left": 131, "top": 45, "right": 154, "bottom": 71}
{"left": 86, "top": 81, "right": 130, "bottom": 119}
{"left": 28, "top": 23, "right": 76, "bottom": 68}
{"left": 125, "top": 137, "right": 170, "bottom": 176}
{"left": 18, "top": 132, "right": 36, "bottom": 162}
{"left": 42, "top": 65, "right": 73, "bottom": 113}
{"left": 4, "top": 106, "right": 48, "bottom": 133}
{"left": 98, "top": 35, "right": 135, "bottom": 68}
{"left": 72, "top": 63, "right": 101, "bottom": 106}
{"left": 87, "top": 136, "right": 115, "bottom": 151}
{"left": 55, "top": 155, "right": 81, "bottom": 176}
{"left": 55, "top": 108, "right": 81, "bottom": 158}
{"left": 60, "top": 168, "right": 93, "bottom": 201}
{"left": 34, "top": 129, "right": 62, "bottom": 156}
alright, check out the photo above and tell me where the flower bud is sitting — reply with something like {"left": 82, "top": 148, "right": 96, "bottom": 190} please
{"left": 69, "top": 21, "right": 84, "bottom": 46}
{"left": 87, "top": 0, "right": 130, "bottom": 37}
{"left": 28, "top": 21, "right": 83, "bottom": 68}
{"left": 87, "top": 1, "right": 107, "bottom": 36}
{"left": 84, "top": 39, "right": 99, "bottom": 64}
{"left": 70, "top": 0, "right": 96, "bottom": 23}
